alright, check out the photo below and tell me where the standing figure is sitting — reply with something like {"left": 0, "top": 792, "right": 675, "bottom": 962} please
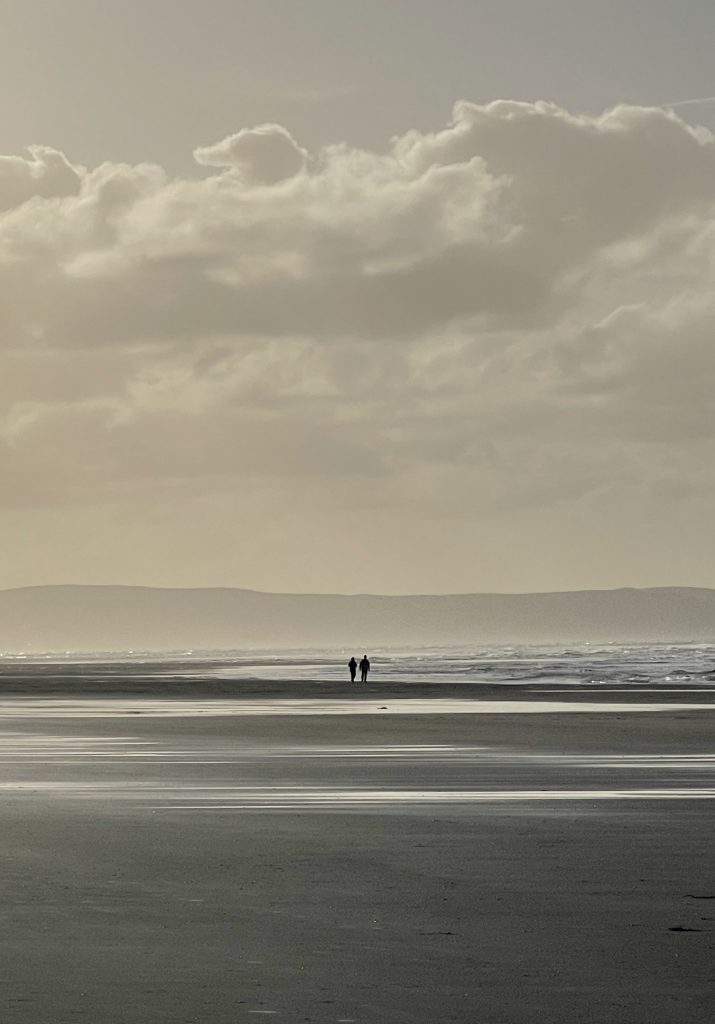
{"left": 348, "top": 656, "right": 357, "bottom": 683}
{"left": 359, "top": 654, "right": 370, "bottom": 683}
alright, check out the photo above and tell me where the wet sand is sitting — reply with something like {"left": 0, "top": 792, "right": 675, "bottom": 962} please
{"left": 0, "top": 673, "right": 713, "bottom": 1022}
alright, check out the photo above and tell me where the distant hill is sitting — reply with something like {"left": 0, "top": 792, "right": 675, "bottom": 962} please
{"left": 0, "top": 585, "right": 714, "bottom": 652}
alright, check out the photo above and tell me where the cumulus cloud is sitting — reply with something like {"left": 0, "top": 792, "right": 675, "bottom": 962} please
{"left": 193, "top": 122, "right": 307, "bottom": 183}
{"left": 0, "top": 145, "right": 81, "bottom": 212}
{"left": 1, "top": 101, "right": 715, "bottom": 589}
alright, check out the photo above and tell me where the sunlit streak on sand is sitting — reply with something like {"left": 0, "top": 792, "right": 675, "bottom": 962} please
{"left": 0, "top": 740, "right": 714, "bottom": 770}
{"left": 151, "top": 787, "right": 715, "bottom": 809}
{"left": 0, "top": 697, "right": 714, "bottom": 717}
{"left": 1, "top": 780, "right": 715, "bottom": 806}
{"left": 0, "top": 728, "right": 714, "bottom": 808}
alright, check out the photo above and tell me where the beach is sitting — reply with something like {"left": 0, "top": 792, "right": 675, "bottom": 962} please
{"left": 0, "top": 657, "right": 713, "bottom": 1023}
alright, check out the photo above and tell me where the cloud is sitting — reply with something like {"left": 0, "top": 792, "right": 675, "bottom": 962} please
{"left": 193, "top": 122, "right": 307, "bottom": 183}
{"left": 1, "top": 100, "right": 715, "bottom": 589}
{"left": 0, "top": 145, "right": 81, "bottom": 212}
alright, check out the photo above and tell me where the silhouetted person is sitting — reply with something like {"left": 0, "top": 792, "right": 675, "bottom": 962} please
{"left": 348, "top": 656, "right": 357, "bottom": 683}
{"left": 359, "top": 654, "right": 370, "bottom": 683}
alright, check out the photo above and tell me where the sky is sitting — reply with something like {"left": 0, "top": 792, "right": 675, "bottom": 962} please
{"left": 1, "top": 0, "right": 715, "bottom": 595}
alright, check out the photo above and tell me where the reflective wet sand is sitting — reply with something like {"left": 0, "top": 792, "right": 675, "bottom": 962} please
{"left": 0, "top": 678, "right": 713, "bottom": 1023}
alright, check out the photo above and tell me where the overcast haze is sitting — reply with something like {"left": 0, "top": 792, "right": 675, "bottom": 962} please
{"left": 1, "top": 0, "right": 715, "bottom": 594}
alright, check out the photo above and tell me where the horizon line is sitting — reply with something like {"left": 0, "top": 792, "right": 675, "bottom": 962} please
{"left": 1, "top": 583, "right": 713, "bottom": 598}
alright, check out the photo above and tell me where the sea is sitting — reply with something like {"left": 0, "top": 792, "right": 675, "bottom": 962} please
{"left": 1, "top": 642, "right": 714, "bottom": 689}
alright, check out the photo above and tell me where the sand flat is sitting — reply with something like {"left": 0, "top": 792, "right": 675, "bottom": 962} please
{"left": 0, "top": 678, "right": 712, "bottom": 1023}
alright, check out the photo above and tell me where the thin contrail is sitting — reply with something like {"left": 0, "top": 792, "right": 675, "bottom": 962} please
{"left": 663, "top": 95, "right": 715, "bottom": 108}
